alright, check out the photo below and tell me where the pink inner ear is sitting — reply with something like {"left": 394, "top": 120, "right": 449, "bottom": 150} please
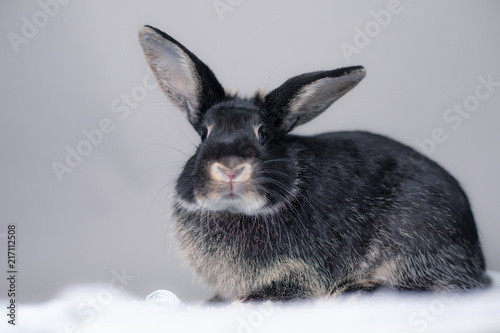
{"left": 286, "top": 70, "right": 366, "bottom": 130}
{"left": 140, "top": 28, "right": 202, "bottom": 122}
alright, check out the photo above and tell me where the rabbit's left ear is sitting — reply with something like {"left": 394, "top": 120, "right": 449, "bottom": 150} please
{"left": 264, "top": 66, "right": 366, "bottom": 133}
{"left": 139, "top": 26, "right": 226, "bottom": 131}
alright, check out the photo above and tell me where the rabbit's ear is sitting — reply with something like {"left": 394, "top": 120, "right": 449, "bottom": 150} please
{"left": 139, "top": 26, "right": 226, "bottom": 130}
{"left": 264, "top": 66, "right": 366, "bottom": 133}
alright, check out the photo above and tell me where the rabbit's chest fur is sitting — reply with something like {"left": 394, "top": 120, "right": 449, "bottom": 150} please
{"left": 172, "top": 205, "right": 335, "bottom": 299}
{"left": 172, "top": 200, "right": 396, "bottom": 299}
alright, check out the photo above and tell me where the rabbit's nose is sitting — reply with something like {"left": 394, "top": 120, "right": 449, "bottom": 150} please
{"left": 211, "top": 162, "right": 252, "bottom": 182}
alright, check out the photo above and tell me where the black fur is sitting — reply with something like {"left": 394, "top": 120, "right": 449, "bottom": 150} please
{"left": 138, "top": 26, "right": 490, "bottom": 302}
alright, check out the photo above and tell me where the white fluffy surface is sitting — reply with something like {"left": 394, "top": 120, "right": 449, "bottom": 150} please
{"left": 9, "top": 271, "right": 500, "bottom": 333}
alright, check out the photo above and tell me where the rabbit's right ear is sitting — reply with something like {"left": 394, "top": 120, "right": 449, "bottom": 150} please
{"left": 138, "top": 26, "right": 226, "bottom": 131}
{"left": 263, "top": 66, "right": 366, "bottom": 134}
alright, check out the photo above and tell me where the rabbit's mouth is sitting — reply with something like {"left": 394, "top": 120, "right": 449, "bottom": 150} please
{"left": 196, "top": 195, "right": 266, "bottom": 215}
{"left": 194, "top": 181, "right": 266, "bottom": 215}
{"left": 223, "top": 192, "right": 238, "bottom": 199}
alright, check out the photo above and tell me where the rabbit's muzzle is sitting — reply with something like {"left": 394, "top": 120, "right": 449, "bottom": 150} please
{"left": 210, "top": 160, "right": 253, "bottom": 197}
{"left": 194, "top": 157, "right": 265, "bottom": 214}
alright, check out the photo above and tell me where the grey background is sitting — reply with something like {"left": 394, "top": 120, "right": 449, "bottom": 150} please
{"left": 1, "top": 0, "right": 499, "bottom": 303}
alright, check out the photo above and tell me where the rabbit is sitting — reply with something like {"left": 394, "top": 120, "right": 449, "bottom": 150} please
{"left": 138, "top": 25, "right": 491, "bottom": 302}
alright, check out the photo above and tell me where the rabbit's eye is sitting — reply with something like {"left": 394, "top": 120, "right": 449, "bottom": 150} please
{"left": 201, "top": 130, "right": 208, "bottom": 143}
{"left": 258, "top": 128, "right": 267, "bottom": 144}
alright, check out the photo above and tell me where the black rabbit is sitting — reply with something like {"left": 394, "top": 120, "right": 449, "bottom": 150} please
{"left": 138, "top": 25, "right": 490, "bottom": 301}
